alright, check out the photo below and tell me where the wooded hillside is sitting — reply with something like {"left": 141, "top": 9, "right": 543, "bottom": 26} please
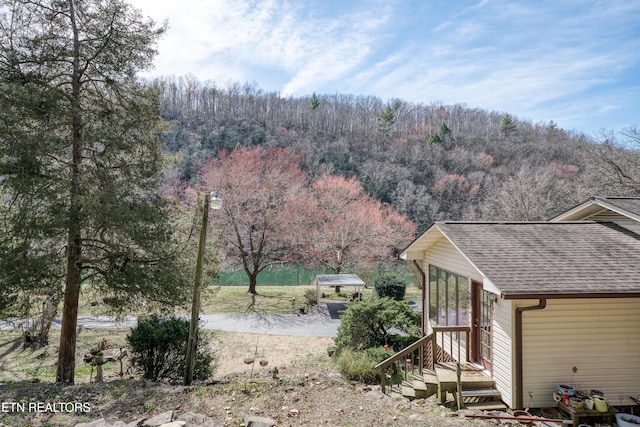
{"left": 154, "top": 76, "right": 631, "bottom": 231}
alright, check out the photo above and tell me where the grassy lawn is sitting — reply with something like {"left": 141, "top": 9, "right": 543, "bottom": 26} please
{"left": 1, "top": 284, "right": 423, "bottom": 384}
{"left": 71, "top": 283, "right": 423, "bottom": 316}
{"left": 200, "top": 283, "right": 422, "bottom": 314}
{"left": 0, "top": 328, "right": 130, "bottom": 385}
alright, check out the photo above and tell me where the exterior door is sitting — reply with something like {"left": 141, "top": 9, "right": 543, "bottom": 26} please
{"left": 472, "top": 280, "right": 492, "bottom": 372}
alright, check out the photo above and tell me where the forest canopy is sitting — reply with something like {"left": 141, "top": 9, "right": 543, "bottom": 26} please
{"left": 155, "top": 76, "right": 634, "bottom": 231}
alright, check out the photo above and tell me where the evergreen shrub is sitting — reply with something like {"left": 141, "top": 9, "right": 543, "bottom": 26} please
{"left": 373, "top": 273, "right": 408, "bottom": 301}
{"left": 127, "top": 315, "right": 217, "bottom": 381}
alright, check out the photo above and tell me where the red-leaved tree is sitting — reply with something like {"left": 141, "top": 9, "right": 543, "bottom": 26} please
{"left": 303, "top": 174, "right": 416, "bottom": 274}
{"left": 198, "top": 147, "right": 308, "bottom": 294}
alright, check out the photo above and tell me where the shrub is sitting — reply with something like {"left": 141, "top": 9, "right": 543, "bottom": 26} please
{"left": 303, "top": 288, "right": 317, "bottom": 306}
{"left": 127, "top": 315, "right": 217, "bottom": 382}
{"left": 335, "top": 347, "right": 390, "bottom": 384}
{"left": 333, "top": 297, "right": 420, "bottom": 355}
{"left": 373, "top": 273, "right": 408, "bottom": 301}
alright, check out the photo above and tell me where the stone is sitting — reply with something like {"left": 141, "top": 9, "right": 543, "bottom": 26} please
{"left": 175, "top": 412, "right": 224, "bottom": 426}
{"left": 142, "top": 411, "right": 173, "bottom": 426}
{"left": 157, "top": 422, "right": 185, "bottom": 427}
{"left": 244, "top": 415, "right": 277, "bottom": 427}
{"left": 176, "top": 413, "right": 206, "bottom": 424}
{"left": 74, "top": 420, "right": 108, "bottom": 427}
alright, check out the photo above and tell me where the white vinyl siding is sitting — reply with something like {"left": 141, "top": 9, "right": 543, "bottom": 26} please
{"left": 421, "top": 238, "right": 482, "bottom": 282}
{"left": 519, "top": 298, "right": 640, "bottom": 408}
{"left": 492, "top": 298, "right": 515, "bottom": 408}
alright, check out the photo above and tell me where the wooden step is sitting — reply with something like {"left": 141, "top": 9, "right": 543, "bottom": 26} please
{"left": 461, "top": 388, "right": 502, "bottom": 399}
{"left": 411, "top": 375, "right": 438, "bottom": 399}
{"left": 401, "top": 381, "right": 416, "bottom": 399}
{"left": 412, "top": 375, "right": 428, "bottom": 391}
{"left": 435, "top": 362, "right": 495, "bottom": 392}
{"left": 463, "top": 401, "right": 507, "bottom": 411}
{"left": 422, "top": 369, "right": 438, "bottom": 385}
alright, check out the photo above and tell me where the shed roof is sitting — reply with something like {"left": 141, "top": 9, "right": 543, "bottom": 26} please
{"left": 404, "top": 221, "right": 640, "bottom": 299}
{"left": 314, "top": 274, "right": 365, "bottom": 287}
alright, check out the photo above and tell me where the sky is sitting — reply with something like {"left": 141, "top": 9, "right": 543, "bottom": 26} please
{"left": 128, "top": 0, "right": 640, "bottom": 137}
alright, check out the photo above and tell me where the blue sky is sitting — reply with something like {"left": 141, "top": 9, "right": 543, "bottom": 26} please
{"left": 129, "top": 0, "right": 640, "bottom": 136}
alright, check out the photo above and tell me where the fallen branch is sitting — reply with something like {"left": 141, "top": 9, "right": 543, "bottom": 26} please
{"left": 461, "top": 413, "right": 571, "bottom": 424}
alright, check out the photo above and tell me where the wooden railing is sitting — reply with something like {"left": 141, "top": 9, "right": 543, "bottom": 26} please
{"left": 375, "top": 326, "right": 471, "bottom": 393}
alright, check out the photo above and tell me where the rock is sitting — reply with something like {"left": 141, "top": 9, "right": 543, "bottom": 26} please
{"left": 125, "top": 418, "right": 146, "bottom": 427}
{"left": 244, "top": 415, "right": 277, "bottom": 427}
{"left": 176, "top": 413, "right": 206, "bottom": 424}
{"left": 175, "top": 412, "right": 224, "bottom": 426}
{"left": 157, "top": 422, "right": 185, "bottom": 427}
{"left": 367, "top": 389, "right": 388, "bottom": 400}
{"left": 74, "top": 420, "right": 108, "bottom": 427}
{"left": 143, "top": 411, "right": 173, "bottom": 426}
{"left": 307, "top": 372, "right": 332, "bottom": 381}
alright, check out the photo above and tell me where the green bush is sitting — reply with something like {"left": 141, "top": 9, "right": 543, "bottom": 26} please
{"left": 373, "top": 273, "right": 408, "bottom": 301}
{"left": 127, "top": 315, "right": 217, "bottom": 382}
{"left": 303, "top": 288, "right": 317, "bottom": 306}
{"left": 335, "top": 347, "right": 391, "bottom": 384}
{"left": 333, "top": 296, "right": 420, "bottom": 355}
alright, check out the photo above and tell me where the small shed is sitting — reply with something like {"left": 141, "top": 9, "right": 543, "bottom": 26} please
{"left": 314, "top": 274, "right": 365, "bottom": 308}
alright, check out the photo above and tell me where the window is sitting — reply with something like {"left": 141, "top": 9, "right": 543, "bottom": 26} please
{"left": 428, "top": 265, "right": 470, "bottom": 326}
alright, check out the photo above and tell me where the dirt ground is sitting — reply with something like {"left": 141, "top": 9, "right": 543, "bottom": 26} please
{"left": 0, "top": 331, "right": 497, "bottom": 427}
{"left": 213, "top": 331, "right": 335, "bottom": 378}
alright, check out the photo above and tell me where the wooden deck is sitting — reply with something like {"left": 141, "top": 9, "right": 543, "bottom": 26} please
{"left": 434, "top": 362, "right": 495, "bottom": 403}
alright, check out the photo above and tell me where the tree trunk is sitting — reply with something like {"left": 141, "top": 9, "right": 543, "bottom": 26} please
{"left": 57, "top": 243, "right": 81, "bottom": 383}
{"left": 248, "top": 274, "right": 258, "bottom": 295}
{"left": 37, "top": 284, "right": 62, "bottom": 345}
{"left": 57, "top": 124, "right": 83, "bottom": 383}
{"left": 57, "top": 2, "right": 83, "bottom": 384}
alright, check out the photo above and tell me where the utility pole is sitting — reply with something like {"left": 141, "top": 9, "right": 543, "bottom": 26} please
{"left": 184, "top": 193, "right": 210, "bottom": 386}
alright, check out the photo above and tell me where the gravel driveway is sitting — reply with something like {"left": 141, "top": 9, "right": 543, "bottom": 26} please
{"left": 0, "top": 302, "right": 346, "bottom": 337}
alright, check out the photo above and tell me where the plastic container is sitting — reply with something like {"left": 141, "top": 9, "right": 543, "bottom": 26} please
{"left": 592, "top": 395, "right": 608, "bottom": 412}
{"left": 615, "top": 413, "right": 640, "bottom": 427}
{"left": 570, "top": 397, "right": 584, "bottom": 409}
{"left": 584, "top": 398, "right": 594, "bottom": 410}
{"left": 540, "top": 407, "right": 559, "bottom": 419}
{"left": 557, "top": 384, "right": 576, "bottom": 396}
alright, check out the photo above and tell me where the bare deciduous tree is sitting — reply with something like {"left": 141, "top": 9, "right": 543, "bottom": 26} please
{"left": 198, "top": 147, "right": 308, "bottom": 295}
{"left": 302, "top": 175, "right": 416, "bottom": 274}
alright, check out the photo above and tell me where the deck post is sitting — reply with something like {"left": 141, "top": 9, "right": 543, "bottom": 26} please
{"left": 431, "top": 333, "right": 437, "bottom": 368}
{"left": 456, "top": 362, "right": 463, "bottom": 410}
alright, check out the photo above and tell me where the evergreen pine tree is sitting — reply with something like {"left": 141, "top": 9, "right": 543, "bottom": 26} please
{"left": 0, "top": 0, "right": 189, "bottom": 384}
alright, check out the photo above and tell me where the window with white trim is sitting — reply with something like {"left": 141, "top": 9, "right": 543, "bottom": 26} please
{"left": 428, "top": 265, "right": 470, "bottom": 326}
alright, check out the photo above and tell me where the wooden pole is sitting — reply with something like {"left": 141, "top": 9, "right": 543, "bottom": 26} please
{"left": 184, "top": 193, "right": 210, "bottom": 385}
{"left": 456, "top": 362, "right": 463, "bottom": 410}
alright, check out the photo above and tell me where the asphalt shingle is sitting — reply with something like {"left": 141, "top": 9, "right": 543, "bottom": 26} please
{"left": 436, "top": 221, "right": 640, "bottom": 298}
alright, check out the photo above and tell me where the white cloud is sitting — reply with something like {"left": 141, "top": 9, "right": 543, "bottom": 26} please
{"left": 127, "top": 0, "right": 640, "bottom": 133}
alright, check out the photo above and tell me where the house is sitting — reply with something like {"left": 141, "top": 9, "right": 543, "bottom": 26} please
{"left": 398, "top": 197, "right": 640, "bottom": 409}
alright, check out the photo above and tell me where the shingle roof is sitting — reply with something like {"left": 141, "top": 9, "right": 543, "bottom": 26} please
{"left": 436, "top": 221, "right": 640, "bottom": 298}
